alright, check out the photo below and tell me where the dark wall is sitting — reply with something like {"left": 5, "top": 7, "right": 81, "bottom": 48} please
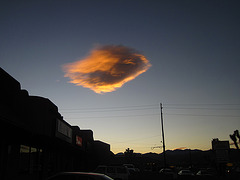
{"left": 0, "top": 67, "right": 113, "bottom": 179}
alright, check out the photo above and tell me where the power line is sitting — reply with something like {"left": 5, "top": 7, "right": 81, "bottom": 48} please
{"left": 64, "top": 113, "right": 160, "bottom": 119}
{"left": 60, "top": 103, "right": 240, "bottom": 110}
{"left": 165, "top": 113, "right": 240, "bottom": 118}
{"left": 59, "top": 104, "right": 158, "bottom": 111}
{"left": 60, "top": 103, "right": 240, "bottom": 119}
{"left": 60, "top": 107, "right": 159, "bottom": 113}
{"left": 151, "top": 146, "right": 162, "bottom": 150}
{"left": 65, "top": 113, "right": 240, "bottom": 119}
{"left": 165, "top": 107, "right": 240, "bottom": 110}
{"left": 59, "top": 103, "right": 240, "bottom": 112}
{"left": 165, "top": 103, "right": 240, "bottom": 106}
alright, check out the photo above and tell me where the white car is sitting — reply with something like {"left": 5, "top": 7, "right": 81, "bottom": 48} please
{"left": 196, "top": 170, "right": 213, "bottom": 177}
{"left": 159, "top": 168, "right": 174, "bottom": 175}
{"left": 178, "top": 169, "right": 194, "bottom": 179}
{"left": 95, "top": 165, "right": 130, "bottom": 180}
{"left": 47, "top": 172, "right": 114, "bottom": 180}
{"left": 123, "top": 164, "right": 139, "bottom": 175}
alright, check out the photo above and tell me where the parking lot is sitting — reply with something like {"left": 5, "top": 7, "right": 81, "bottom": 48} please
{"left": 129, "top": 171, "right": 240, "bottom": 180}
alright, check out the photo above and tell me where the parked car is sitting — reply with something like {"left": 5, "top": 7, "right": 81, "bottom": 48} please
{"left": 196, "top": 169, "right": 214, "bottom": 179}
{"left": 159, "top": 168, "right": 174, "bottom": 175}
{"left": 94, "top": 165, "right": 130, "bottom": 180}
{"left": 47, "top": 172, "right": 114, "bottom": 180}
{"left": 196, "top": 169, "right": 213, "bottom": 176}
{"left": 123, "top": 164, "right": 135, "bottom": 169}
{"left": 159, "top": 168, "right": 175, "bottom": 179}
{"left": 123, "top": 164, "right": 140, "bottom": 175}
{"left": 178, "top": 169, "right": 194, "bottom": 179}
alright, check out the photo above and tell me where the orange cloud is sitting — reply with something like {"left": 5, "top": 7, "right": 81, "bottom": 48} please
{"left": 62, "top": 45, "right": 151, "bottom": 94}
{"left": 173, "top": 147, "right": 187, "bottom": 150}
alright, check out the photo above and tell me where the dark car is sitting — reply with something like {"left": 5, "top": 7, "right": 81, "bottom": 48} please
{"left": 47, "top": 172, "right": 114, "bottom": 180}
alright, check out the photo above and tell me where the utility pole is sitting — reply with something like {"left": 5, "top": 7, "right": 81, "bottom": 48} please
{"left": 160, "top": 103, "right": 167, "bottom": 167}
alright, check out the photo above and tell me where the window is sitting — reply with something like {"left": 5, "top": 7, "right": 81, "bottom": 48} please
{"left": 19, "top": 145, "right": 43, "bottom": 174}
{"left": 19, "top": 145, "right": 30, "bottom": 173}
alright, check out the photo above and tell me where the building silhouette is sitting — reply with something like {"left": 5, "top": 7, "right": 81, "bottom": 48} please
{"left": 0, "top": 67, "right": 112, "bottom": 180}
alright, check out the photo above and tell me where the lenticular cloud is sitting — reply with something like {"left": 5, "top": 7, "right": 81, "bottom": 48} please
{"left": 62, "top": 45, "right": 151, "bottom": 94}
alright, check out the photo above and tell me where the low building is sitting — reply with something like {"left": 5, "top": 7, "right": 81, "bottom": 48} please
{"left": 0, "top": 67, "right": 112, "bottom": 180}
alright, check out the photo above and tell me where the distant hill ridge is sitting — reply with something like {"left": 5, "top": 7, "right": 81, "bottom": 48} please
{"left": 115, "top": 149, "right": 239, "bottom": 167}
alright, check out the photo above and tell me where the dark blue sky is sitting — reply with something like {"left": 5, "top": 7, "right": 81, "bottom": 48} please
{"left": 1, "top": 0, "right": 240, "bottom": 153}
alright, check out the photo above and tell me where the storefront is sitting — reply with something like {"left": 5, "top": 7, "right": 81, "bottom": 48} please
{"left": 0, "top": 68, "right": 111, "bottom": 180}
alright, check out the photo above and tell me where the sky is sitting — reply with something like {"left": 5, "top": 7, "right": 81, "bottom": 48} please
{"left": 1, "top": 0, "right": 240, "bottom": 154}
